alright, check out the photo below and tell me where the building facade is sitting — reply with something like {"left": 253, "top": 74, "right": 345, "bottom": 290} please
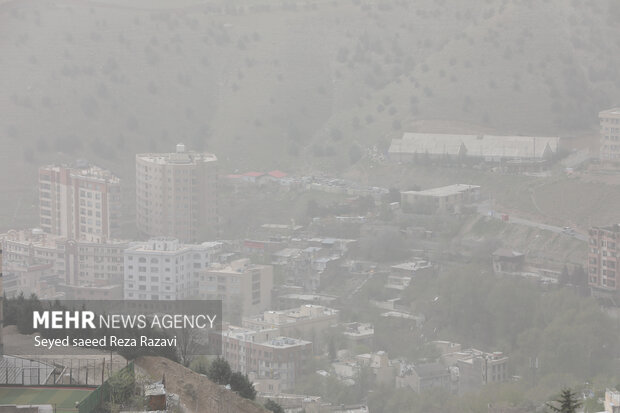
{"left": 401, "top": 184, "right": 480, "bottom": 213}
{"left": 388, "top": 133, "right": 560, "bottom": 163}
{"left": 136, "top": 144, "right": 218, "bottom": 243}
{"left": 605, "top": 388, "right": 620, "bottom": 413}
{"left": 123, "top": 237, "right": 222, "bottom": 300}
{"left": 396, "top": 362, "right": 452, "bottom": 393}
{"left": 441, "top": 349, "right": 509, "bottom": 394}
{"left": 1, "top": 228, "right": 126, "bottom": 288}
{"left": 218, "top": 325, "right": 312, "bottom": 391}
{"left": 588, "top": 224, "right": 620, "bottom": 296}
{"left": 39, "top": 163, "right": 121, "bottom": 242}
{"left": 599, "top": 108, "right": 620, "bottom": 162}
{"left": 200, "top": 259, "right": 273, "bottom": 320}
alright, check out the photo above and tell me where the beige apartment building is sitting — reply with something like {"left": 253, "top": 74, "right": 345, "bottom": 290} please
{"left": 136, "top": 144, "right": 218, "bottom": 243}
{"left": 216, "top": 325, "right": 312, "bottom": 392}
{"left": 199, "top": 259, "right": 273, "bottom": 320}
{"left": 600, "top": 108, "right": 620, "bottom": 162}
{"left": 39, "top": 163, "right": 121, "bottom": 242}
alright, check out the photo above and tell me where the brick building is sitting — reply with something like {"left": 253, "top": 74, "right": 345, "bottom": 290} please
{"left": 588, "top": 224, "right": 620, "bottom": 298}
{"left": 38, "top": 163, "right": 121, "bottom": 242}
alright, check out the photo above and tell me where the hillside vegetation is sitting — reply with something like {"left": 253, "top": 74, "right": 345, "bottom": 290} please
{"left": 2, "top": 0, "right": 620, "bottom": 228}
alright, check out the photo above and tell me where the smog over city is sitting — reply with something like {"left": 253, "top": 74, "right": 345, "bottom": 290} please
{"left": 1, "top": 0, "right": 620, "bottom": 412}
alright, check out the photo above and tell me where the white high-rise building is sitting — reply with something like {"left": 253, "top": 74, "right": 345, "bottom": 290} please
{"left": 600, "top": 108, "right": 620, "bottom": 162}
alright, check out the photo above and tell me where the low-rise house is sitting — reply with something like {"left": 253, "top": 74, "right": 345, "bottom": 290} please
{"left": 605, "top": 388, "right": 620, "bottom": 413}
{"left": 332, "top": 351, "right": 395, "bottom": 386}
{"left": 342, "top": 323, "right": 374, "bottom": 350}
{"left": 242, "top": 305, "right": 339, "bottom": 350}
{"left": 390, "top": 259, "right": 433, "bottom": 277}
{"left": 277, "top": 293, "right": 339, "bottom": 309}
{"left": 0, "top": 261, "right": 57, "bottom": 299}
{"left": 396, "top": 362, "right": 452, "bottom": 393}
{"left": 355, "top": 351, "right": 395, "bottom": 386}
{"left": 401, "top": 184, "right": 481, "bottom": 213}
{"left": 492, "top": 249, "right": 525, "bottom": 275}
{"left": 385, "top": 274, "right": 411, "bottom": 290}
{"left": 432, "top": 341, "right": 462, "bottom": 355}
{"left": 441, "top": 349, "right": 509, "bottom": 394}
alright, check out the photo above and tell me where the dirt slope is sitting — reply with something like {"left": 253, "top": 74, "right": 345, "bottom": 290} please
{"left": 135, "top": 356, "right": 267, "bottom": 413}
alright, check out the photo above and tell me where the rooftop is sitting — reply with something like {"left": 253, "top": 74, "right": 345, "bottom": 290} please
{"left": 263, "top": 336, "right": 311, "bottom": 349}
{"left": 243, "top": 171, "right": 264, "bottom": 177}
{"left": 268, "top": 170, "right": 287, "bottom": 178}
{"left": 448, "top": 348, "right": 508, "bottom": 363}
{"left": 207, "top": 258, "right": 263, "bottom": 274}
{"left": 246, "top": 305, "right": 339, "bottom": 325}
{"left": 599, "top": 108, "right": 620, "bottom": 116}
{"left": 40, "top": 163, "right": 121, "bottom": 185}
{"left": 1, "top": 228, "right": 129, "bottom": 247}
{"left": 401, "top": 184, "right": 480, "bottom": 197}
{"left": 278, "top": 293, "right": 338, "bottom": 302}
{"left": 492, "top": 248, "right": 525, "bottom": 258}
{"left": 126, "top": 237, "right": 222, "bottom": 254}
{"left": 412, "top": 362, "right": 450, "bottom": 378}
{"left": 391, "top": 259, "right": 432, "bottom": 272}
{"left": 342, "top": 322, "right": 374, "bottom": 337}
{"left": 389, "top": 132, "right": 560, "bottom": 159}
{"left": 137, "top": 146, "right": 217, "bottom": 165}
{"left": 591, "top": 224, "right": 620, "bottom": 233}
{"left": 221, "top": 326, "right": 310, "bottom": 348}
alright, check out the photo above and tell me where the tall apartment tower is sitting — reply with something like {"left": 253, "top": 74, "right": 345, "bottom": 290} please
{"left": 136, "top": 144, "right": 218, "bottom": 243}
{"left": 599, "top": 108, "right": 620, "bottom": 162}
{"left": 38, "top": 163, "right": 121, "bottom": 243}
{"left": 588, "top": 224, "right": 620, "bottom": 297}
